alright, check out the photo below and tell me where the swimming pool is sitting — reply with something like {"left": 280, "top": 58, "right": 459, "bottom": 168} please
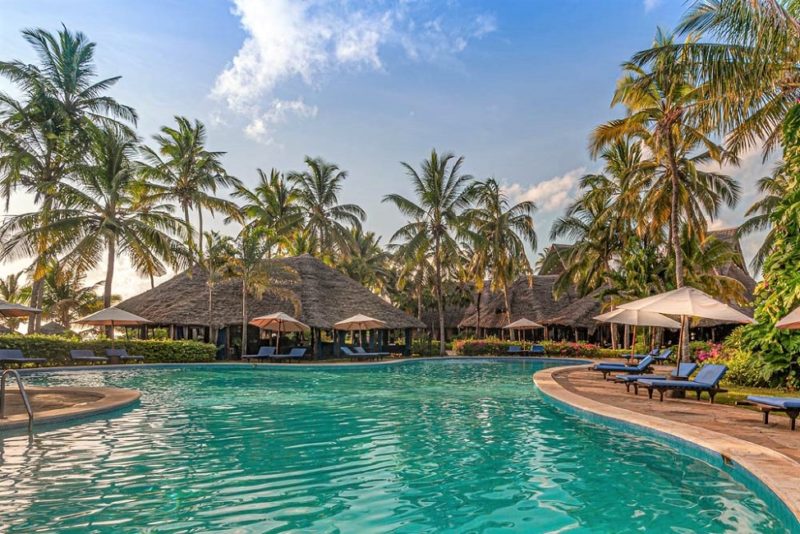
{"left": 0, "top": 359, "right": 792, "bottom": 532}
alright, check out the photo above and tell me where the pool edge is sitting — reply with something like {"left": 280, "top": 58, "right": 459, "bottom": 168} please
{"left": 534, "top": 364, "right": 800, "bottom": 527}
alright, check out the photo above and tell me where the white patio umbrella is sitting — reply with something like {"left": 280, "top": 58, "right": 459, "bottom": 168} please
{"left": 75, "top": 307, "right": 151, "bottom": 347}
{"left": 619, "top": 287, "right": 753, "bottom": 371}
{"left": 776, "top": 306, "right": 800, "bottom": 330}
{"left": 0, "top": 299, "right": 41, "bottom": 317}
{"left": 334, "top": 314, "right": 387, "bottom": 347}
{"left": 593, "top": 308, "right": 680, "bottom": 356}
{"left": 250, "top": 312, "right": 309, "bottom": 355}
{"left": 503, "top": 318, "right": 543, "bottom": 342}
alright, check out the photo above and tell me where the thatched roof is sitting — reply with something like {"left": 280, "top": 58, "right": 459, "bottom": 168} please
{"left": 117, "top": 254, "right": 424, "bottom": 330}
{"left": 538, "top": 244, "right": 572, "bottom": 275}
{"left": 39, "top": 321, "right": 74, "bottom": 335}
{"left": 459, "top": 275, "right": 598, "bottom": 330}
{"left": 0, "top": 324, "right": 12, "bottom": 334}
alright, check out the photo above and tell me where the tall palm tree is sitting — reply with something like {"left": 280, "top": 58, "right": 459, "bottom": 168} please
{"left": 738, "top": 163, "right": 789, "bottom": 274}
{"left": 140, "top": 116, "right": 241, "bottom": 261}
{"left": 202, "top": 231, "right": 236, "bottom": 349}
{"left": 39, "top": 260, "right": 111, "bottom": 328}
{"left": 465, "top": 178, "right": 537, "bottom": 325}
{"left": 227, "top": 228, "right": 298, "bottom": 356}
{"left": 232, "top": 168, "right": 304, "bottom": 257}
{"left": 0, "top": 26, "right": 135, "bottom": 331}
{"left": 384, "top": 150, "right": 474, "bottom": 355}
{"left": 389, "top": 234, "right": 434, "bottom": 321}
{"left": 0, "top": 272, "right": 30, "bottom": 330}
{"left": 288, "top": 157, "right": 365, "bottom": 261}
{"left": 339, "top": 228, "right": 391, "bottom": 294}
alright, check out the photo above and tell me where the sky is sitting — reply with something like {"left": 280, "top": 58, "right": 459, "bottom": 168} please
{"left": 0, "top": 0, "right": 773, "bottom": 298}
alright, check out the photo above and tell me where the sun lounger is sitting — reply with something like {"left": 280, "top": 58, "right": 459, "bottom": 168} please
{"left": 591, "top": 355, "right": 654, "bottom": 380}
{"left": 745, "top": 396, "right": 800, "bottom": 431}
{"left": 353, "top": 346, "right": 390, "bottom": 359}
{"left": 530, "top": 344, "right": 546, "bottom": 355}
{"left": 69, "top": 349, "right": 108, "bottom": 364}
{"left": 242, "top": 346, "right": 276, "bottom": 362}
{"left": 631, "top": 348, "right": 672, "bottom": 363}
{"left": 627, "top": 348, "right": 659, "bottom": 362}
{"left": 637, "top": 364, "right": 728, "bottom": 403}
{"left": 614, "top": 363, "right": 698, "bottom": 394}
{"left": 270, "top": 347, "right": 307, "bottom": 361}
{"left": 105, "top": 348, "right": 145, "bottom": 363}
{"left": 0, "top": 349, "right": 46, "bottom": 368}
{"left": 506, "top": 345, "right": 525, "bottom": 355}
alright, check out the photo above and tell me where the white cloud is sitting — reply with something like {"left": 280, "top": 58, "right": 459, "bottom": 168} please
{"left": 213, "top": 0, "right": 496, "bottom": 142}
{"left": 244, "top": 98, "right": 318, "bottom": 143}
{"left": 504, "top": 167, "right": 585, "bottom": 213}
{"left": 644, "top": 0, "right": 661, "bottom": 12}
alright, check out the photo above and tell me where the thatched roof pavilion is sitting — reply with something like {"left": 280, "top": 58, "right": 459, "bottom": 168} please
{"left": 118, "top": 254, "right": 424, "bottom": 330}
{"left": 39, "top": 321, "right": 74, "bottom": 336}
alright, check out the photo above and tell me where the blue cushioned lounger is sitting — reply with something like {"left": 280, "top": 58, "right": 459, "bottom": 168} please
{"left": 628, "top": 348, "right": 659, "bottom": 362}
{"left": 105, "top": 348, "right": 145, "bottom": 363}
{"left": 614, "top": 363, "right": 697, "bottom": 394}
{"left": 631, "top": 348, "right": 672, "bottom": 363}
{"left": 591, "top": 355, "right": 654, "bottom": 380}
{"left": 243, "top": 346, "right": 276, "bottom": 362}
{"left": 530, "top": 345, "right": 546, "bottom": 355}
{"left": 637, "top": 364, "right": 728, "bottom": 403}
{"left": 353, "top": 346, "right": 390, "bottom": 358}
{"left": 506, "top": 345, "right": 524, "bottom": 355}
{"left": 69, "top": 349, "right": 108, "bottom": 364}
{"left": 0, "top": 348, "right": 46, "bottom": 368}
{"left": 746, "top": 396, "right": 800, "bottom": 431}
{"left": 270, "top": 347, "right": 307, "bottom": 361}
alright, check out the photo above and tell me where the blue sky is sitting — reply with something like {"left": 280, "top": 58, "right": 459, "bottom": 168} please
{"left": 0, "top": 0, "right": 769, "bottom": 296}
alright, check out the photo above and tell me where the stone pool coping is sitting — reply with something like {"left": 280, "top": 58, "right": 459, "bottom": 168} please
{"left": 534, "top": 363, "right": 800, "bottom": 525}
{"left": 0, "top": 386, "right": 140, "bottom": 430}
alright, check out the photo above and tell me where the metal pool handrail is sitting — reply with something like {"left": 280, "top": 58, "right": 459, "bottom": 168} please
{"left": 0, "top": 369, "right": 33, "bottom": 429}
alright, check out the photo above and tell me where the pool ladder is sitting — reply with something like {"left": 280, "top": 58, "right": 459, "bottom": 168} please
{"left": 0, "top": 369, "right": 33, "bottom": 429}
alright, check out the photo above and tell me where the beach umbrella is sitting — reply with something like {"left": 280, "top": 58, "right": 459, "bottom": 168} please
{"left": 334, "top": 314, "right": 387, "bottom": 347}
{"left": 593, "top": 308, "right": 680, "bottom": 356}
{"left": 0, "top": 299, "right": 41, "bottom": 318}
{"left": 776, "top": 306, "right": 800, "bottom": 330}
{"left": 75, "top": 307, "right": 151, "bottom": 347}
{"left": 503, "top": 318, "right": 543, "bottom": 341}
{"left": 250, "top": 312, "right": 309, "bottom": 354}
{"left": 619, "top": 287, "right": 753, "bottom": 370}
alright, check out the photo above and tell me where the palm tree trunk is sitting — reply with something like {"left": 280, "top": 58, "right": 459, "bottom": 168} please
{"left": 104, "top": 236, "right": 116, "bottom": 337}
{"left": 27, "top": 278, "right": 43, "bottom": 334}
{"left": 241, "top": 279, "right": 247, "bottom": 359}
{"left": 183, "top": 203, "right": 194, "bottom": 266}
{"left": 667, "top": 135, "right": 688, "bottom": 362}
{"left": 434, "top": 233, "right": 445, "bottom": 356}
{"left": 476, "top": 292, "right": 482, "bottom": 339}
{"left": 503, "top": 283, "right": 512, "bottom": 335}
{"left": 198, "top": 208, "right": 204, "bottom": 260}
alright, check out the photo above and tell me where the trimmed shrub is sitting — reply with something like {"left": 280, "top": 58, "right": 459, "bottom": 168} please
{"left": 451, "top": 337, "right": 629, "bottom": 359}
{"left": 411, "top": 338, "right": 442, "bottom": 357}
{"left": 0, "top": 334, "right": 216, "bottom": 365}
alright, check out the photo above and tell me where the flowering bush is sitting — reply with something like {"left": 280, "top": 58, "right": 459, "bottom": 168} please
{"left": 695, "top": 343, "right": 723, "bottom": 363}
{"left": 451, "top": 337, "right": 626, "bottom": 359}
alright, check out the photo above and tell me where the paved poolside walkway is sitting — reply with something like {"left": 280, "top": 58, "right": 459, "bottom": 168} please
{"left": 553, "top": 364, "right": 800, "bottom": 463}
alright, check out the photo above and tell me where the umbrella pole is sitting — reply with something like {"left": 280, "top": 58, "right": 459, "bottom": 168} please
{"left": 631, "top": 325, "right": 636, "bottom": 357}
{"left": 111, "top": 320, "right": 115, "bottom": 349}
{"left": 276, "top": 323, "right": 281, "bottom": 356}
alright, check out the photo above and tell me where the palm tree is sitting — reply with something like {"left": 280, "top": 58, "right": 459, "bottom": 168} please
{"left": 232, "top": 168, "right": 304, "bottom": 257}
{"left": 202, "top": 231, "right": 236, "bottom": 349}
{"left": 140, "top": 116, "right": 241, "bottom": 261}
{"left": 288, "top": 157, "right": 365, "bottom": 260}
{"left": 0, "top": 26, "right": 135, "bottom": 331}
{"left": 383, "top": 150, "right": 474, "bottom": 355}
{"left": 227, "top": 227, "right": 298, "bottom": 356}
{"left": 738, "top": 163, "right": 789, "bottom": 274}
{"left": 389, "top": 234, "right": 434, "bottom": 321}
{"left": 465, "top": 178, "right": 537, "bottom": 325}
{"left": 0, "top": 272, "right": 30, "bottom": 330}
{"left": 339, "top": 228, "right": 390, "bottom": 294}
{"left": 39, "top": 261, "right": 111, "bottom": 328}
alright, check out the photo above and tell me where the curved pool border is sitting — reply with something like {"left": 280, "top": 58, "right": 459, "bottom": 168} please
{"left": 534, "top": 363, "right": 800, "bottom": 527}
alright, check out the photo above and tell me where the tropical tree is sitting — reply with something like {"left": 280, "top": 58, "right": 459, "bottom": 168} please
{"left": 0, "top": 272, "right": 30, "bottom": 330}
{"left": 389, "top": 234, "right": 434, "bottom": 321}
{"left": 738, "top": 164, "right": 789, "bottom": 274}
{"left": 0, "top": 26, "right": 135, "bottom": 331}
{"left": 465, "top": 178, "right": 537, "bottom": 325}
{"left": 140, "top": 116, "right": 241, "bottom": 261}
{"left": 231, "top": 168, "right": 304, "bottom": 256}
{"left": 39, "top": 261, "right": 111, "bottom": 327}
{"left": 383, "top": 150, "right": 474, "bottom": 354}
{"left": 338, "top": 228, "right": 391, "bottom": 294}
{"left": 289, "top": 157, "right": 365, "bottom": 261}
{"left": 201, "top": 231, "right": 236, "bottom": 349}
{"left": 227, "top": 228, "right": 298, "bottom": 356}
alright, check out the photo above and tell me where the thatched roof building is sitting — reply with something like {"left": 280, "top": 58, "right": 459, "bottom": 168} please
{"left": 39, "top": 321, "right": 74, "bottom": 336}
{"left": 118, "top": 254, "right": 424, "bottom": 330}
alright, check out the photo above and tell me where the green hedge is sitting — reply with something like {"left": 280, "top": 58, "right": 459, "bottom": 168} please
{"left": 452, "top": 338, "right": 629, "bottom": 359}
{"left": 0, "top": 334, "right": 216, "bottom": 365}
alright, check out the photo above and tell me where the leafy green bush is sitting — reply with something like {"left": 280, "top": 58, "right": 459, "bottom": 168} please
{"left": 451, "top": 337, "right": 628, "bottom": 358}
{"left": 0, "top": 334, "right": 216, "bottom": 365}
{"left": 411, "top": 338, "right": 442, "bottom": 356}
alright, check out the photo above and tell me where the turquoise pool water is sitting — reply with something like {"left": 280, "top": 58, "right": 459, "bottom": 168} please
{"left": 0, "top": 359, "right": 792, "bottom": 532}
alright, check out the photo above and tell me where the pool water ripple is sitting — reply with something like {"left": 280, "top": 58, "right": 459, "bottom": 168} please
{"left": 0, "top": 360, "right": 792, "bottom": 533}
